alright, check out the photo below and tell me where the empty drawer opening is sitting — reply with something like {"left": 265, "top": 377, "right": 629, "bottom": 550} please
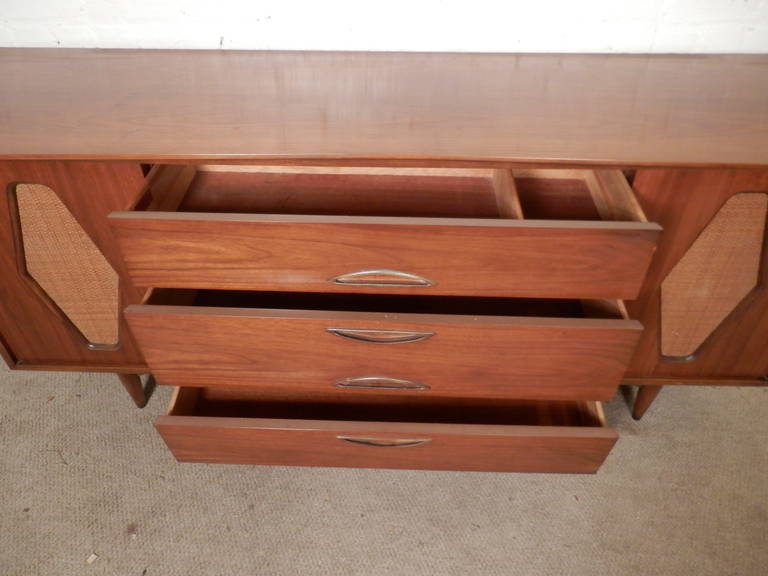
{"left": 158, "top": 387, "right": 616, "bottom": 472}
{"left": 145, "top": 289, "right": 627, "bottom": 320}
{"left": 139, "top": 165, "right": 516, "bottom": 219}
{"left": 136, "top": 165, "right": 646, "bottom": 223}
{"left": 169, "top": 386, "right": 607, "bottom": 427}
{"left": 513, "top": 169, "right": 647, "bottom": 221}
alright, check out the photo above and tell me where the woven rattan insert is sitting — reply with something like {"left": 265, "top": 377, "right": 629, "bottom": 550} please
{"left": 15, "top": 183, "right": 119, "bottom": 346}
{"left": 661, "top": 192, "right": 767, "bottom": 358}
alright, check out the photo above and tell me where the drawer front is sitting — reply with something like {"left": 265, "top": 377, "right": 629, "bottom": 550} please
{"left": 110, "top": 214, "right": 659, "bottom": 299}
{"left": 126, "top": 304, "right": 643, "bottom": 401}
{"left": 155, "top": 390, "right": 617, "bottom": 473}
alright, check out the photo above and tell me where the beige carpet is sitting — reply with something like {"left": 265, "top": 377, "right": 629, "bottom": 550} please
{"left": 1, "top": 364, "right": 767, "bottom": 576}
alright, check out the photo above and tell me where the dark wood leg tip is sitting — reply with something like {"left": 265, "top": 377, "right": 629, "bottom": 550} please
{"left": 632, "top": 385, "right": 663, "bottom": 420}
{"left": 117, "top": 373, "right": 147, "bottom": 408}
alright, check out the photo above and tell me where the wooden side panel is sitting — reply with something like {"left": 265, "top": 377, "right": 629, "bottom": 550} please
{"left": 626, "top": 168, "right": 768, "bottom": 380}
{"left": 111, "top": 214, "right": 659, "bottom": 300}
{"left": 0, "top": 161, "right": 147, "bottom": 369}
{"left": 126, "top": 305, "right": 642, "bottom": 401}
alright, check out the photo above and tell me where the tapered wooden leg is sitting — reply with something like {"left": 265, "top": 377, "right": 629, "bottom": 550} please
{"left": 632, "top": 385, "right": 662, "bottom": 420}
{"left": 117, "top": 373, "right": 147, "bottom": 408}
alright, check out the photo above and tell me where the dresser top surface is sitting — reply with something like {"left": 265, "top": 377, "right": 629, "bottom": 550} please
{"left": 1, "top": 49, "right": 767, "bottom": 167}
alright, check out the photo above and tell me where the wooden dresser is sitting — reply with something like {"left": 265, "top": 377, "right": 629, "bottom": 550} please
{"left": 1, "top": 49, "right": 766, "bottom": 473}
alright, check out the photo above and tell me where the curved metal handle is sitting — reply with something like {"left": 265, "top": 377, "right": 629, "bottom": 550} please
{"left": 337, "top": 436, "right": 432, "bottom": 448}
{"left": 330, "top": 269, "right": 434, "bottom": 287}
{"left": 327, "top": 328, "right": 434, "bottom": 344}
{"left": 335, "top": 376, "right": 430, "bottom": 391}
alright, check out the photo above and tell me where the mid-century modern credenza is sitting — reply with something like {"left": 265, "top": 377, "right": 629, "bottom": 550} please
{"left": 1, "top": 49, "right": 766, "bottom": 473}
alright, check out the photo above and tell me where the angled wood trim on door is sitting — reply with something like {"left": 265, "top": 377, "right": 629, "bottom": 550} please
{"left": 8, "top": 182, "right": 121, "bottom": 349}
{"left": 0, "top": 161, "right": 149, "bottom": 369}
{"left": 625, "top": 168, "right": 768, "bottom": 380}
{"left": 660, "top": 192, "right": 767, "bottom": 359}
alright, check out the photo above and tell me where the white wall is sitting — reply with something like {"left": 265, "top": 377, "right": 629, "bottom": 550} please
{"left": 1, "top": 0, "right": 767, "bottom": 53}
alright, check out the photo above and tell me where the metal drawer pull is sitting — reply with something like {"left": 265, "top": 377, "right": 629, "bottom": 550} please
{"left": 327, "top": 327, "right": 434, "bottom": 344}
{"left": 330, "top": 269, "right": 434, "bottom": 287}
{"left": 335, "top": 376, "right": 430, "bottom": 391}
{"left": 337, "top": 436, "right": 432, "bottom": 448}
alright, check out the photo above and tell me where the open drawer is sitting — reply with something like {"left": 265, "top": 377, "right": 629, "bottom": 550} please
{"left": 110, "top": 166, "right": 660, "bottom": 299}
{"left": 126, "top": 290, "right": 642, "bottom": 401}
{"left": 156, "top": 387, "right": 618, "bottom": 473}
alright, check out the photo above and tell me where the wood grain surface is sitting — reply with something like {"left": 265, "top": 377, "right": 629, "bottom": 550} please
{"left": 111, "top": 165, "right": 659, "bottom": 299}
{"left": 1, "top": 49, "right": 767, "bottom": 167}
{"left": 181, "top": 166, "right": 502, "bottom": 218}
{"left": 111, "top": 214, "right": 658, "bottom": 299}
{"left": 156, "top": 388, "right": 617, "bottom": 473}
{"left": 0, "top": 161, "right": 147, "bottom": 369}
{"left": 626, "top": 168, "right": 768, "bottom": 380}
{"left": 125, "top": 293, "right": 641, "bottom": 401}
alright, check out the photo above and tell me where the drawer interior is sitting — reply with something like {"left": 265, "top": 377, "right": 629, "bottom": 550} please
{"left": 145, "top": 288, "right": 627, "bottom": 320}
{"left": 160, "top": 387, "right": 616, "bottom": 472}
{"left": 169, "top": 386, "right": 607, "bottom": 428}
{"left": 137, "top": 165, "right": 647, "bottom": 223}
{"left": 180, "top": 166, "right": 503, "bottom": 218}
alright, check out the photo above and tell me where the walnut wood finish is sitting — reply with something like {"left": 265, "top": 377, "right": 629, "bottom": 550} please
{"left": 2, "top": 50, "right": 767, "bottom": 167}
{"left": 0, "top": 328, "right": 17, "bottom": 367}
{"left": 627, "top": 169, "right": 768, "bottom": 378}
{"left": 491, "top": 169, "right": 523, "bottom": 219}
{"left": 623, "top": 377, "right": 768, "bottom": 387}
{"left": 625, "top": 169, "right": 768, "bottom": 417}
{"left": 110, "top": 166, "right": 659, "bottom": 299}
{"left": 126, "top": 292, "right": 642, "bottom": 401}
{"left": 111, "top": 214, "right": 659, "bottom": 299}
{"left": 0, "top": 161, "right": 147, "bottom": 370}
{"left": 117, "top": 373, "right": 147, "bottom": 408}
{"left": 182, "top": 166, "right": 503, "bottom": 218}
{"left": 156, "top": 387, "right": 617, "bottom": 473}
{"left": 1, "top": 49, "right": 766, "bottom": 435}
{"left": 632, "top": 385, "right": 662, "bottom": 420}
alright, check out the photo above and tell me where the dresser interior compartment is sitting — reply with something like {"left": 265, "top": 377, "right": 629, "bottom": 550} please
{"left": 135, "top": 165, "right": 647, "bottom": 224}
{"left": 157, "top": 386, "right": 617, "bottom": 473}
{"left": 144, "top": 288, "right": 628, "bottom": 320}
{"left": 136, "top": 165, "right": 521, "bottom": 219}
{"left": 168, "top": 386, "right": 607, "bottom": 425}
{"left": 512, "top": 169, "right": 647, "bottom": 221}
{"left": 180, "top": 166, "right": 512, "bottom": 218}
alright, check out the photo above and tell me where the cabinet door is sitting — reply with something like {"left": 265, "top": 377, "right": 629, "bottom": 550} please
{"left": 626, "top": 169, "right": 768, "bottom": 383}
{"left": 0, "top": 161, "right": 147, "bottom": 371}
